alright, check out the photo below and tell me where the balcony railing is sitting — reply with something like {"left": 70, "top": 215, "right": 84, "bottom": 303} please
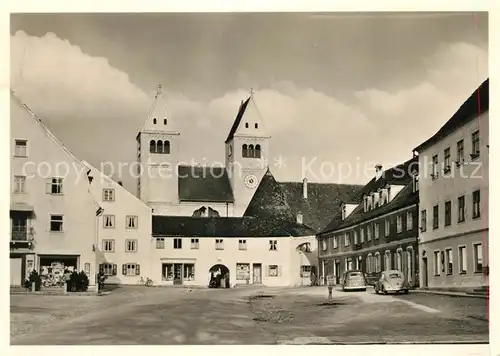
{"left": 11, "top": 227, "right": 28, "bottom": 241}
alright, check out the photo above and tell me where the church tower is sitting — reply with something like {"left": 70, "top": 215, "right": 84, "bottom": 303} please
{"left": 136, "top": 85, "right": 180, "bottom": 213}
{"left": 225, "top": 90, "right": 271, "bottom": 216}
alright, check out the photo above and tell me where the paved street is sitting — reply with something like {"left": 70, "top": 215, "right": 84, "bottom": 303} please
{"left": 10, "top": 286, "right": 489, "bottom": 345}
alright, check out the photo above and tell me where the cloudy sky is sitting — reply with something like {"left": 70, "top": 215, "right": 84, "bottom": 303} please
{"left": 10, "top": 12, "right": 488, "bottom": 191}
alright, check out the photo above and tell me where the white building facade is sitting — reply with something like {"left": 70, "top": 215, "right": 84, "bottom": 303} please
{"left": 83, "top": 161, "right": 153, "bottom": 285}
{"left": 414, "top": 79, "right": 489, "bottom": 290}
{"left": 10, "top": 91, "right": 99, "bottom": 288}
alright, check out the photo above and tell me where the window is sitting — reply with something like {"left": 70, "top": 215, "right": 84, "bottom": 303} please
{"left": 321, "top": 239, "right": 327, "bottom": 251}
{"left": 103, "top": 215, "right": 115, "bottom": 228}
{"left": 156, "top": 238, "right": 165, "bottom": 249}
{"left": 150, "top": 140, "right": 156, "bottom": 153}
{"left": 367, "top": 254, "right": 373, "bottom": 273}
{"left": 125, "top": 239, "right": 137, "bottom": 252}
{"left": 445, "top": 248, "right": 453, "bottom": 275}
{"left": 344, "top": 232, "right": 350, "bottom": 247}
{"left": 432, "top": 155, "right": 439, "bottom": 179}
{"left": 46, "top": 177, "right": 63, "bottom": 195}
{"left": 242, "top": 144, "right": 248, "bottom": 157}
{"left": 406, "top": 211, "right": 413, "bottom": 230}
{"left": 375, "top": 253, "right": 381, "bottom": 272}
{"left": 153, "top": 118, "right": 157, "bottom": 124}
{"left": 103, "top": 189, "right": 115, "bottom": 201}
{"left": 472, "top": 190, "right": 481, "bottom": 219}
{"left": 102, "top": 239, "right": 115, "bottom": 252}
{"left": 269, "top": 240, "right": 277, "bottom": 251}
{"left": 236, "top": 263, "right": 250, "bottom": 280}
{"left": 444, "top": 147, "right": 451, "bottom": 173}
{"left": 458, "top": 246, "right": 467, "bottom": 274}
{"left": 353, "top": 230, "right": 358, "bottom": 245}
{"left": 413, "top": 175, "right": 419, "bottom": 193}
{"left": 126, "top": 215, "right": 138, "bottom": 228}
{"left": 173, "top": 238, "right": 182, "bottom": 249}
{"left": 14, "top": 139, "right": 27, "bottom": 157}
{"left": 396, "top": 250, "right": 403, "bottom": 271}
{"left": 269, "top": 265, "right": 279, "bottom": 277}
{"left": 183, "top": 264, "right": 195, "bottom": 281}
{"left": 333, "top": 236, "right": 338, "bottom": 249}
{"left": 255, "top": 144, "right": 261, "bottom": 158}
{"left": 238, "top": 239, "right": 247, "bottom": 250}
{"left": 433, "top": 205, "right": 439, "bottom": 229}
{"left": 255, "top": 123, "right": 258, "bottom": 129}
{"left": 473, "top": 243, "right": 483, "bottom": 272}
{"left": 248, "top": 145, "right": 254, "bottom": 158}
{"left": 49, "top": 214, "right": 63, "bottom": 232}
{"left": 384, "top": 219, "right": 390, "bottom": 236}
{"left": 384, "top": 251, "right": 391, "bottom": 271}
{"left": 162, "top": 264, "right": 174, "bottom": 281}
{"left": 471, "top": 130, "right": 480, "bottom": 158}
{"left": 14, "top": 175, "right": 26, "bottom": 193}
{"left": 457, "top": 196, "right": 465, "bottom": 222}
{"left": 374, "top": 223, "right": 380, "bottom": 239}
{"left": 164, "top": 118, "right": 167, "bottom": 125}
{"left": 444, "top": 201, "right": 451, "bottom": 226}
{"left": 396, "top": 215, "right": 403, "bottom": 233}
{"left": 456, "top": 139, "right": 465, "bottom": 166}
{"left": 341, "top": 205, "right": 347, "bottom": 220}
{"left": 433, "top": 251, "right": 440, "bottom": 275}
{"left": 367, "top": 225, "right": 372, "bottom": 241}
{"left": 99, "top": 263, "right": 117, "bottom": 276}
{"left": 245, "top": 122, "right": 249, "bottom": 128}
{"left": 406, "top": 247, "right": 414, "bottom": 284}
{"left": 360, "top": 228, "right": 365, "bottom": 243}
{"left": 123, "top": 263, "right": 140, "bottom": 276}
{"left": 215, "top": 239, "right": 224, "bottom": 250}
{"left": 191, "top": 238, "right": 199, "bottom": 249}
{"left": 300, "top": 265, "right": 312, "bottom": 278}
{"left": 421, "top": 210, "right": 427, "bottom": 232}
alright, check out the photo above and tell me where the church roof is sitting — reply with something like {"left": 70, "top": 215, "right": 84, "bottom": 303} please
{"left": 152, "top": 216, "right": 314, "bottom": 237}
{"left": 225, "top": 97, "right": 251, "bottom": 143}
{"left": 138, "top": 85, "right": 179, "bottom": 135}
{"left": 178, "top": 165, "right": 234, "bottom": 203}
{"left": 244, "top": 169, "right": 363, "bottom": 233}
{"left": 413, "top": 78, "right": 489, "bottom": 153}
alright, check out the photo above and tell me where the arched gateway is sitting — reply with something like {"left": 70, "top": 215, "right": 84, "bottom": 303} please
{"left": 209, "top": 264, "right": 230, "bottom": 288}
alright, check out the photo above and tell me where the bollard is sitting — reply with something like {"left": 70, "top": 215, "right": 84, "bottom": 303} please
{"left": 326, "top": 274, "right": 336, "bottom": 301}
{"left": 32, "top": 282, "right": 36, "bottom": 293}
{"left": 64, "top": 282, "right": 68, "bottom": 294}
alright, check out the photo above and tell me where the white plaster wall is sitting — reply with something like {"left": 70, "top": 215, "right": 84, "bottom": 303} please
{"left": 84, "top": 163, "right": 153, "bottom": 285}
{"left": 10, "top": 96, "right": 97, "bottom": 285}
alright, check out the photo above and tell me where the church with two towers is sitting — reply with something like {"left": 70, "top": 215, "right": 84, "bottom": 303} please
{"left": 132, "top": 86, "right": 362, "bottom": 287}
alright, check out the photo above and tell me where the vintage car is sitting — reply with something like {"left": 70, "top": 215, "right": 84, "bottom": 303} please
{"left": 374, "top": 270, "right": 409, "bottom": 294}
{"left": 341, "top": 270, "right": 367, "bottom": 291}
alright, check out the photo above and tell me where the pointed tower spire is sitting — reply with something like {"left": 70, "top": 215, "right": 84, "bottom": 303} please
{"left": 139, "top": 84, "right": 178, "bottom": 134}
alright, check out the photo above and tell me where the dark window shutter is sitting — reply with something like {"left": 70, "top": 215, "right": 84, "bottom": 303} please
{"left": 136, "top": 264, "right": 140, "bottom": 275}
{"left": 112, "top": 264, "right": 117, "bottom": 276}
{"left": 122, "top": 264, "right": 127, "bottom": 275}
{"left": 99, "top": 264, "right": 104, "bottom": 274}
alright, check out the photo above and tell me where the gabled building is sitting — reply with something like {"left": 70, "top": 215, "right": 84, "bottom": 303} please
{"left": 413, "top": 78, "right": 489, "bottom": 290}
{"left": 317, "top": 158, "right": 419, "bottom": 286}
{"left": 150, "top": 169, "right": 362, "bottom": 287}
{"left": 83, "top": 161, "right": 153, "bottom": 285}
{"left": 10, "top": 90, "right": 100, "bottom": 288}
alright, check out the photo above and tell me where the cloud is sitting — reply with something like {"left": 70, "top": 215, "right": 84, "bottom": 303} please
{"left": 10, "top": 31, "right": 488, "bottom": 188}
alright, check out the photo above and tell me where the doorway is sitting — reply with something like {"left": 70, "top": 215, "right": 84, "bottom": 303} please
{"left": 173, "top": 263, "right": 183, "bottom": 285}
{"left": 10, "top": 257, "right": 23, "bottom": 286}
{"left": 422, "top": 257, "right": 428, "bottom": 288}
{"left": 209, "top": 264, "right": 230, "bottom": 288}
{"left": 335, "top": 260, "right": 340, "bottom": 284}
{"left": 252, "top": 263, "right": 262, "bottom": 284}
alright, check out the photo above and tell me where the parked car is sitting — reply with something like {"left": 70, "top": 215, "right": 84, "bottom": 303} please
{"left": 341, "top": 270, "right": 367, "bottom": 291}
{"left": 374, "top": 270, "right": 409, "bottom": 294}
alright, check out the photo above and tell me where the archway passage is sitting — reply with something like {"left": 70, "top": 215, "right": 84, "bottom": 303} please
{"left": 209, "top": 264, "right": 230, "bottom": 289}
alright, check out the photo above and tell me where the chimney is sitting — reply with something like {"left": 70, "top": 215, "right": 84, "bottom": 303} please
{"left": 302, "top": 178, "right": 308, "bottom": 199}
{"left": 375, "top": 165, "right": 383, "bottom": 181}
{"left": 118, "top": 181, "right": 123, "bottom": 186}
{"left": 296, "top": 212, "right": 303, "bottom": 224}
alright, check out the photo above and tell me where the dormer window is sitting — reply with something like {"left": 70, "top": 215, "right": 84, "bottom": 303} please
{"left": 379, "top": 191, "right": 383, "bottom": 205}
{"left": 412, "top": 174, "right": 419, "bottom": 193}
{"left": 341, "top": 205, "right": 347, "bottom": 220}
{"left": 153, "top": 118, "right": 157, "bottom": 124}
